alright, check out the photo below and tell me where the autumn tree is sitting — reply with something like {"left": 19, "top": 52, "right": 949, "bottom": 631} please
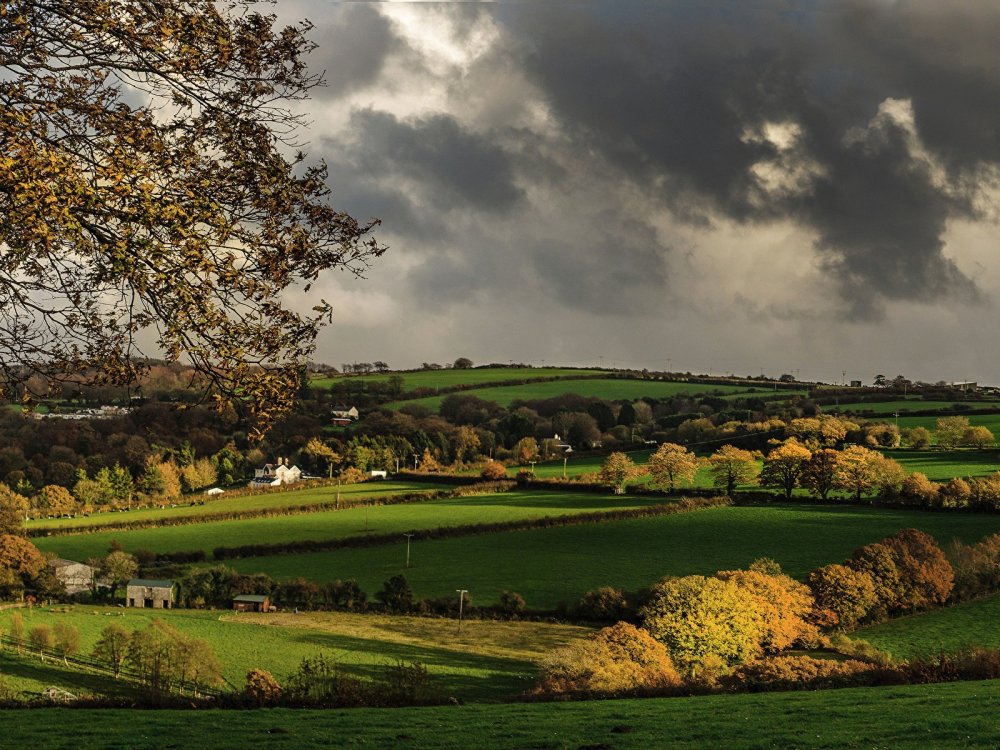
{"left": 0, "top": 534, "right": 46, "bottom": 598}
{"left": 807, "top": 564, "right": 877, "bottom": 628}
{"left": 92, "top": 623, "right": 130, "bottom": 678}
{"left": 801, "top": 448, "right": 839, "bottom": 500}
{"left": 882, "top": 529, "right": 954, "bottom": 610}
{"left": 641, "top": 575, "right": 766, "bottom": 672}
{"left": 598, "top": 452, "right": 640, "bottom": 494}
{"left": 513, "top": 437, "right": 539, "bottom": 465}
{"left": 0, "top": 2, "right": 384, "bottom": 437}
{"left": 647, "top": 443, "right": 701, "bottom": 492}
{"left": 935, "top": 417, "right": 971, "bottom": 449}
{"left": 869, "top": 454, "right": 907, "bottom": 498}
{"left": 715, "top": 568, "right": 819, "bottom": 652}
{"left": 759, "top": 440, "right": 812, "bottom": 499}
{"left": 706, "top": 445, "right": 759, "bottom": 497}
{"left": 32, "top": 484, "right": 77, "bottom": 517}
{"left": 0, "top": 484, "right": 28, "bottom": 535}
{"left": 100, "top": 550, "right": 139, "bottom": 600}
{"left": 902, "top": 426, "right": 932, "bottom": 450}
{"left": 302, "top": 438, "right": 341, "bottom": 478}
{"left": 480, "top": 460, "right": 507, "bottom": 480}
{"left": 52, "top": 622, "right": 80, "bottom": 664}
{"left": 962, "top": 425, "right": 995, "bottom": 449}
{"left": 833, "top": 445, "right": 881, "bottom": 501}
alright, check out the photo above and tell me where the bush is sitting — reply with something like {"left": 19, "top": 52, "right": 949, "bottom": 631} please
{"left": 244, "top": 668, "right": 283, "bottom": 706}
{"left": 284, "top": 654, "right": 366, "bottom": 707}
{"left": 377, "top": 574, "right": 413, "bottom": 612}
{"left": 726, "top": 655, "right": 882, "bottom": 692}
{"left": 480, "top": 461, "right": 507, "bottom": 480}
{"left": 536, "top": 622, "right": 681, "bottom": 695}
{"left": 575, "top": 587, "right": 629, "bottom": 621}
{"left": 497, "top": 590, "right": 526, "bottom": 615}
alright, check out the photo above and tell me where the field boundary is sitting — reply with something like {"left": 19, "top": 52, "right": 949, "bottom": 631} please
{"left": 209, "top": 495, "right": 731, "bottom": 560}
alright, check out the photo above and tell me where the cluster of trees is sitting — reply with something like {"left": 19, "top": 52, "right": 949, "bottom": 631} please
{"left": 539, "top": 529, "right": 957, "bottom": 695}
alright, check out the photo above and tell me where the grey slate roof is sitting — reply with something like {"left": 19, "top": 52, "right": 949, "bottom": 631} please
{"left": 233, "top": 594, "right": 269, "bottom": 603}
{"left": 127, "top": 578, "right": 173, "bottom": 588}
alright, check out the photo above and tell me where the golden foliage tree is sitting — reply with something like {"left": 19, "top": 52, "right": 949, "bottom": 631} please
{"left": 598, "top": 452, "right": 640, "bottom": 494}
{"left": 647, "top": 443, "right": 701, "bottom": 492}
{"left": 801, "top": 448, "right": 839, "bottom": 500}
{"left": 935, "top": 416, "right": 971, "bottom": 449}
{"left": 833, "top": 445, "right": 881, "bottom": 501}
{"left": 0, "top": 2, "right": 384, "bottom": 437}
{"left": 707, "top": 445, "right": 760, "bottom": 497}
{"left": 715, "top": 569, "right": 819, "bottom": 652}
{"left": 759, "top": 440, "right": 812, "bottom": 499}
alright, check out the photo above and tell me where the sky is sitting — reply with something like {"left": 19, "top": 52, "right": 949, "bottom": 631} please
{"left": 273, "top": 1, "right": 1000, "bottom": 385}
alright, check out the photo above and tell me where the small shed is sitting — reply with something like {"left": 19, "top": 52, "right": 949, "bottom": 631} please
{"left": 233, "top": 594, "right": 271, "bottom": 612}
{"left": 126, "top": 578, "right": 174, "bottom": 609}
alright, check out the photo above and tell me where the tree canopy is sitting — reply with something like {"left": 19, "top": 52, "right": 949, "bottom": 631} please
{"left": 0, "top": 1, "right": 384, "bottom": 436}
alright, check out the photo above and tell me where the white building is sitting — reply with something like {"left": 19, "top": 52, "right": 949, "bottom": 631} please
{"left": 250, "top": 460, "right": 302, "bottom": 488}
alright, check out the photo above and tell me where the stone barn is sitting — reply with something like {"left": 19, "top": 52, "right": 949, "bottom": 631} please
{"left": 233, "top": 594, "right": 271, "bottom": 612}
{"left": 126, "top": 578, "right": 174, "bottom": 609}
{"left": 49, "top": 558, "right": 95, "bottom": 596}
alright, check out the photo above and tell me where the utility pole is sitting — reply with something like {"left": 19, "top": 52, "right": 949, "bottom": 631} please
{"left": 404, "top": 533, "right": 414, "bottom": 568}
{"left": 456, "top": 589, "right": 468, "bottom": 633}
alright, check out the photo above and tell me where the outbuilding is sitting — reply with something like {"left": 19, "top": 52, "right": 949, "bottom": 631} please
{"left": 233, "top": 594, "right": 271, "bottom": 612}
{"left": 126, "top": 578, "right": 174, "bottom": 609}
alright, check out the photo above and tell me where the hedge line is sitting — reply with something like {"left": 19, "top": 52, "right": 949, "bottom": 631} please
{"left": 28, "top": 489, "right": 458, "bottom": 538}
{"left": 210, "top": 495, "right": 732, "bottom": 561}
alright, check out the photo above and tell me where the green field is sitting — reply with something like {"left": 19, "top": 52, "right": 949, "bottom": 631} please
{"left": 0, "top": 606, "right": 587, "bottom": 702}
{"left": 33, "top": 490, "right": 676, "bottom": 561}
{"left": 1, "top": 680, "right": 998, "bottom": 749}
{"left": 310, "top": 367, "right": 609, "bottom": 390}
{"left": 220, "top": 504, "right": 1000, "bottom": 608}
{"left": 892, "top": 450, "right": 999, "bottom": 480}
{"left": 831, "top": 399, "right": 998, "bottom": 415}
{"left": 387, "top": 379, "right": 759, "bottom": 411}
{"left": 28, "top": 481, "right": 450, "bottom": 533}
{"left": 856, "top": 594, "right": 1000, "bottom": 660}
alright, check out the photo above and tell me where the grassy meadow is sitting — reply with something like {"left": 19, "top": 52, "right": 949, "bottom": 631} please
{"left": 219, "top": 504, "right": 1000, "bottom": 608}
{"left": 310, "top": 367, "right": 609, "bottom": 390}
{"left": 28, "top": 481, "right": 450, "bottom": 533}
{"left": 1, "top": 680, "right": 998, "bottom": 749}
{"left": 831, "top": 399, "right": 997, "bottom": 415}
{"left": 856, "top": 594, "right": 1000, "bottom": 660}
{"left": 32, "top": 489, "right": 679, "bottom": 561}
{"left": 0, "top": 606, "right": 588, "bottom": 701}
{"left": 386, "top": 379, "right": 759, "bottom": 411}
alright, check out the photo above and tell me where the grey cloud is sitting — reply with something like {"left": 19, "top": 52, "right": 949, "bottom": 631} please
{"left": 309, "top": 4, "right": 397, "bottom": 98}
{"left": 504, "top": 1, "right": 1000, "bottom": 316}
{"left": 348, "top": 109, "right": 524, "bottom": 213}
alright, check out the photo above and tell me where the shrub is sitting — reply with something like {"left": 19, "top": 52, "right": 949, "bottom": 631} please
{"left": 480, "top": 461, "right": 507, "bottom": 480}
{"left": 375, "top": 661, "right": 442, "bottom": 706}
{"left": 244, "top": 668, "right": 283, "bottom": 706}
{"left": 497, "top": 590, "right": 526, "bottom": 615}
{"left": 576, "top": 587, "right": 629, "bottom": 621}
{"left": 726, "top": 655, "right": 881, "bottom": 692}
{"left": 377, "top": 575, "right": 413, "bottom": 612}
{"left": 284, "top": 654, "right": 366, "bottom": 707}
{"left": 28, "top": 624, "right": 53, "bottom": 654}
{"left": 536, "top": 622, "right": 681, "bottom": 695}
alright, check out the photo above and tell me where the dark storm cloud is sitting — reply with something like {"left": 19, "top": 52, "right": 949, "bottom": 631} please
{"left": 504, "top": 1, "right": 1000, "bottom": 316}
{"left": 348, "top": 109, "right": 524, "bottom": 212}
{"left": 309, "top": 4, "right": 397, "bottom": 98}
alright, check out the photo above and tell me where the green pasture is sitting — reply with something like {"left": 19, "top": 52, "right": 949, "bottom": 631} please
{"left": 892, "top": 450, "right": 999, "bottom": 480}
{"left": 1, "top": 680, "right": 999, "bottom": 749}
{"left": 831, "top": 399, "right": 998, "bottom": 415}
{"left": 856, "top": 593, "right": 1000, "bottom": 660}
{"left": 33, "top": 490, "right": 676, "bottom": 561}
{"left": 386, "top": 379, "right": 758, "bottom": 411}
{"left": 310, "top": 367, "right": 608, "bottom": 391}
{"left": 0, "top": 606, "right": 587, "bottom": 702}
{"left": 222, "top": 504, "right": 1000, "bottom": 609}
{"left": 890, "top": 414, "right": 1000, "bottom": 443}
{"left": 29, "top": 481, "right": 449, "bottom": 533}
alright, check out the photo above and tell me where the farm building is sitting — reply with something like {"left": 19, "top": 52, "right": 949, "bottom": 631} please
{"left": 331, "top": 406, "right": 359, "bottom": 426}
{"left": 250, "top": 459, "right": 302, "bottom": 488}
{"left": 49, "top": 558, "right": 95, "bottom": 596}
{"left": 233, "top": 594, "right": 271, "bottom": 612}
{"left": 126, "top": 578, "right": 174, "bottom": 609}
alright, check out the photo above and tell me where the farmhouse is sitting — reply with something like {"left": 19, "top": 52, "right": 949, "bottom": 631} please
{"left": 331, "top": 406, "right": 359, "bottom": 426}
{"left": 126, "top": 578, "right": 174, "bottom": 609}
{"left": 49, "top": 558, "right": 95, "bottom": 596}
{"left": 233, "top": 594, "right": 271, "bottom": 612}
{"left": 250, "top": 459, "right": 302, "bottom": 488}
